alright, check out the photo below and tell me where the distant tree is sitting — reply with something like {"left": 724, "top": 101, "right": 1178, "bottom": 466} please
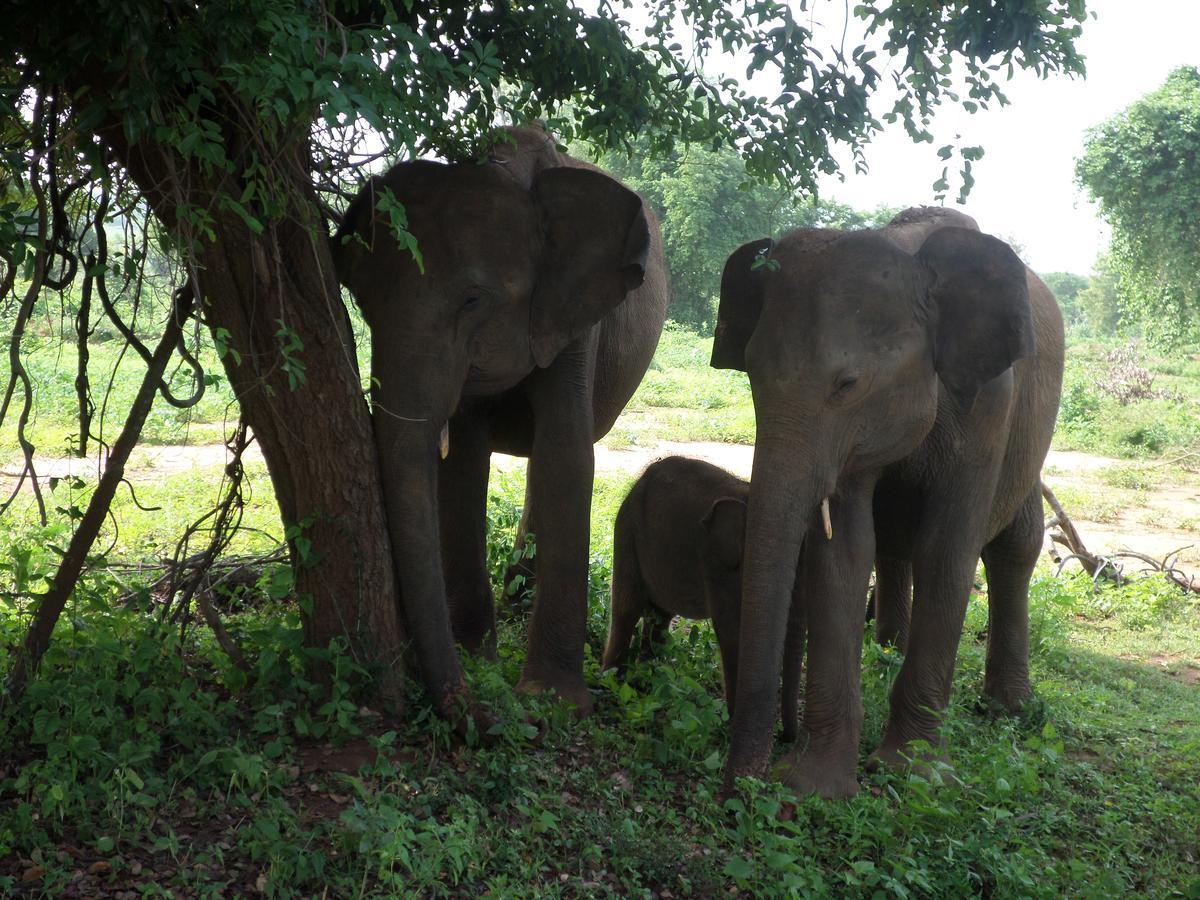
{"left": 1039, "top": 271, "right": 1090, "bottom": 328}
{"left": 599, "top": 140, "right": 899, "bottom": 328}
{"left": 1077, "top": 67, "right": 1200, "bottom": 343}
{"left": 1076, "top": 256, "right": 1122, "bottom": 337}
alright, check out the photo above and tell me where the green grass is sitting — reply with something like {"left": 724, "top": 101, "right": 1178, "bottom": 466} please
{"left": 1042, "top": 485, "right": 1132, "bottom": 524}
{"left": 8, "top": 319, "right": 1200, "bottom": 468}
{"left": 4, "top": 312, "right": 1200, "bottom": 895}
{"left": 0, "top": 331, "right": 238, "bottom": 457}
{"left": 605, "top": 323, "right": 756, "bottom": 446}
{"left": 1054, "top": 339, "right": 1200, "bottom": 460}
{"left": 3, "top": 470, "right": 1200, "bottom": 897}
{"left": 1098, "top": 462, "right": 1159, "bottom": 491}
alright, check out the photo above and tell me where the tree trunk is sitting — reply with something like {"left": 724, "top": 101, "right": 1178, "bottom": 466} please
{"left": 107, "top": 138, "right": 409, "bottom": 706}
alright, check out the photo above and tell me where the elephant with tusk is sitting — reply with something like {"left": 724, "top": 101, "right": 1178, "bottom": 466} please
{"left": 333, "top": 125, "right": 669, "bottom": 723}
{"left": 712, "top": 207, "right": 1064, "bottom": 799}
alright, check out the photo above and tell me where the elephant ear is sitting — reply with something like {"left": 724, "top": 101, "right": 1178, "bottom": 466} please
{"left": 529, "top": 168, "right": 651, "bottom": 369}
{"left": 917, "top": 227, "right": 1036, "bottom": 408}
{"left": 711, "top": 238, "right": 774, "bottom": 371}
{"left": 330, "top": 174, "right": 385, "bottom": 289}
{"left": 701, "top": 496, "right": 748, "bottom": 571}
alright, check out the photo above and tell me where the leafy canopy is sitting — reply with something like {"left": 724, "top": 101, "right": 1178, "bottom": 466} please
{"left": 1077, "top": 66, "right": 1200, "bottom": 344}
{"left": 602, "top": 140, "right": 898, "bottom": 328}
{"left": 2, "top": 1, "right": 1088, "bottom": 243}
{"left": 1038, "top": 271, "right": 1089, "bottom": 330}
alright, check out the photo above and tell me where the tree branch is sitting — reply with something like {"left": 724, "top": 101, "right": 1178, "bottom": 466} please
{"left": 2, "top": 281, "right": 198, "bottom": 710}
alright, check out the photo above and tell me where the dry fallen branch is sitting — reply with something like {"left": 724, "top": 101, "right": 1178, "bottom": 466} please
{"left": 1105, "top": 546, "right": 1199, "bottom": 595}
{"left": 1041, "top": 480, "right": 1119, "bottom": 583}
{"left": 1042, "top": 480, "right": 1199, "bottom": 595}
{"left": 156, "top": 423, "right": 258, "bottom": 673}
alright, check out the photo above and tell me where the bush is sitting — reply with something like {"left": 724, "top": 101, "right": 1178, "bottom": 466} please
{"left": 1097, "top": 342, "right": 1181, "bottom": 405}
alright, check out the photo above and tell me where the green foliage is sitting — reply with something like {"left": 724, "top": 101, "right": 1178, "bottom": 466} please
{"left": 1053, "top": 338, "right": 1200, "bottom": 459}
{"left": 4, "top": 533, "right": 1199, "bottom": 895}
{"left": 1077, "top": 67, "right": 1200, "bottom": 344}
{"left": 1098, "top": 463, "right": 1156, "bottom": 492}
{"left": 2, "top": 0, "right": 1089, "bottom": 238}
{"left": 1038, "top": 270, "right": 1089, "bottom": 329}
{"left": 600, "top": 140, "right": 899, "bottom": 328}
{"left": 1075, "top": 255, "right": 1123, "bottom": 337}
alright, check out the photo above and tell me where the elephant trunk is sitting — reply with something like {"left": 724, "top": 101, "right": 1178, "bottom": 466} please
{"left": 725, "top": 416, "right": 834, "bottom": 784}
{"left": 371, "top": 349, "right": 469, "bottom": 717}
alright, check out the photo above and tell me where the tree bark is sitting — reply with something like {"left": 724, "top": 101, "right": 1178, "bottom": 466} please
{"left": 106, "top": 136, "right": 409, "bottom": 706}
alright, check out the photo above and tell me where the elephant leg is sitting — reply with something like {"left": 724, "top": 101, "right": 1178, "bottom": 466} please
{"left": 780, "top": 578, "right": 807, "bottom": 743}
{"left": 711, "top": 603, "right": 742, "bottom": 717}
{"left": 439, "top": 411, "right": 496, "bottom": 656}
{"left": 638, "top": 609, "right": 672, "bottom": 660}
{"left": 874, "top": 555, "right": 913, "bottom": 652}
{"left": 516, "top": 344, "right": 596, "bottom": 714}
{"left": 501, "top": 472, "right": 538, "bottom": 612}
{"left": 601, "top": 528, "right": 648, "bottom": 671}
{"left": 871, "top": 493, "right": 991, "bottom": 768}
{"left": 774, "top": 474, "right": 875, "bottom": 799}
{"left": 980, "top": 485, "right": 1041, "bottom": 713}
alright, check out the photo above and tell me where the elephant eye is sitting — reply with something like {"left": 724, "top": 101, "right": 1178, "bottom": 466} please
{"left": 461, "top": 295, "right": 484, "bottom": 313}
{"left": 833, "top": 374, "right": 859, "bottom": 396}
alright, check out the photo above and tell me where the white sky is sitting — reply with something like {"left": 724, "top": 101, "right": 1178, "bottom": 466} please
{"left": 805, "top": 0, "right": 1199, "bottom": 275}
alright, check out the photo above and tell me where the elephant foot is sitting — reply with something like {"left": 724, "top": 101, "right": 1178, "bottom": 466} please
{"left": 516, "top": 668, "right": 594, "bottom": 717}
{"left": 866, "top": 733, "right": 947, "bottom": 779}
{"left": 982, "top": 674, "right": 1032, "bottom": 716}
{"left": 455, "top": 626, "right": 499, "bottom": 661}
{"left": 771, "top": 747, "right": 859, "bottom": 800}
{"left": 433, "top": 683, "right": 500, "bottom": 745}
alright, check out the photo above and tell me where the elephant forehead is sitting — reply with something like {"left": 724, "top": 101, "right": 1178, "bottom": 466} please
{"left": 399, "top": 194, "right": 539, "bottom": 278}
{"left": 768, "top": 242, "right": 922, "bottom": 328}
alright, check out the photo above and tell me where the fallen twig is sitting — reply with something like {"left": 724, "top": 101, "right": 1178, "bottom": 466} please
{"left": 1042, "top": 481, "right": 1118, "bottom": 581}
{"left": 1106, "top": 546, "right": 1199, "bottom": 595}
{"left": 1042, "top": 479, "right": 1199, "bottom": 595}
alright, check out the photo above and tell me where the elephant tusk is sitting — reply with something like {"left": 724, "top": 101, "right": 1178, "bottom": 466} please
{"left": 820, "top": 497, "right": 832, "bottom": 540}
{"left": 439, "top": 422, "right": 450, "bottom": 460}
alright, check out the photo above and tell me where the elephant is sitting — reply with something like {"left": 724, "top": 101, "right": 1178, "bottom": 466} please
{"left": 711, "top": 206, "right": 1063, "bottom": 798}
{"left": 601, "top": 456, "right": 805, "bottom": 741}
{"left": 333, "top": 125, "right": 669, "bottom": 721}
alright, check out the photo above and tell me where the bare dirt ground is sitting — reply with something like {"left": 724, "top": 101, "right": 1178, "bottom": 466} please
{"left": 5, "top": 439, "right": 1198, "bottom": 580}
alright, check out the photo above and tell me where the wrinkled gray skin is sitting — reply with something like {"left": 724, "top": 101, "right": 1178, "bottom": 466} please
{"left": 334, "top": 126, "right": 668, "bottom": 720}
{"left": 601, "top": 456, "right": 805, "bottom": 741}
{"left": 712, "top": 207, "right": 1063, "bottom": 799}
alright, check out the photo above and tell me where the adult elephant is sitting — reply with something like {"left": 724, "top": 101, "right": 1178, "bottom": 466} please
{"left": 333, "top": 126, "right": 668, "bottom": 720}
{"left": 711, "top": 207, "right": 1063, "bottom": 798}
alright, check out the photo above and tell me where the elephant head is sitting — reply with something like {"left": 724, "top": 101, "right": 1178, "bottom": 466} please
{"left": 713, "top": 226, "right": 1035, "bottom": 485}
{"left": 700, "top": 495, "right": 747, "bottom": 578}
{"left": 332, "top": 156, "right": 650, "bottom": 710}
{"left": 711, "top": 223, "right": 1035, "bottom": 781}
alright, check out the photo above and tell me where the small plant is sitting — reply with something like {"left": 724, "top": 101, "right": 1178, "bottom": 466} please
{"left": 1097, "top": 342, "right": 1182, "bottom": 405}
{"left": 1058, "top": 378, "right": 1101, "bottom": 427}
{"left": 1100, "top": 463, "right": 1157, "bottom": 491}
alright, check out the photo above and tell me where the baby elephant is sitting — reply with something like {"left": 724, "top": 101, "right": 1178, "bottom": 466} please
{"left": 602, "top": 456, "right": 805, "bottom": 740}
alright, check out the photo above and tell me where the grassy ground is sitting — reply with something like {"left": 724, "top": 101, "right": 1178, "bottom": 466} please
{"left": 3, "top": 325, "right": 1200, "bottom": 896}
{"left": 1, "top": 470, "right": 1198, "bottom": 896}
{"left": 602, "top": 324, "right": 756, "bottom": 447}
{"left": 1054, "top": 338, "right": 1200, "bottom": 461}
